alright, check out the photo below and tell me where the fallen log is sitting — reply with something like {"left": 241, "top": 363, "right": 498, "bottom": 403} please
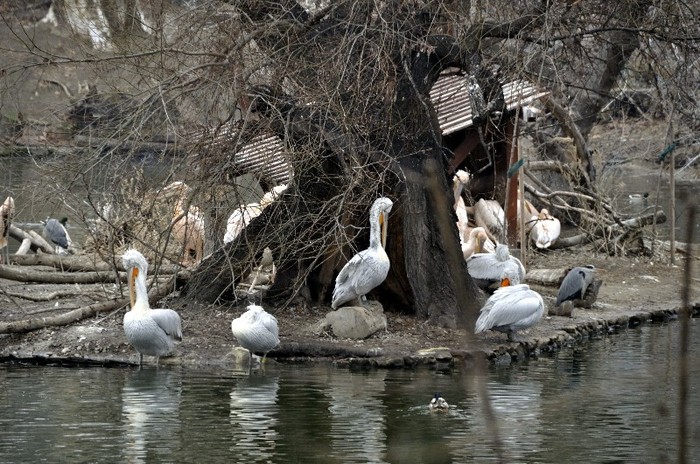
{"left": 525, "top": 267, "right": 569, "bottom": 286}
{"left": 0, "top": 275, "right": 176, "bottom": 334}
{"left": 0, "top": 264, "right": 121, "bottom": 284}
{"left": 9, "top": 224, "right": 54, "bottom": 254}
{"left": 9, "top": 253, "right": 183, "bottom": 273}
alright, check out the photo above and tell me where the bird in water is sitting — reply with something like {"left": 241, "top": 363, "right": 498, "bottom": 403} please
{"left": 428, "top": 393, "right": 449, "bottom": 412}
{"left": 556, "top": 265, "right": 597, "bottom": 307}
{"left": 1, "top": 196, "right": 14, "bottom": 263}
{"left": 231, "top": 304, "right": 280, "bottom": 370}
{"left": 529, "top": 208, "right": 561, "bottom": 249}
{"left": 332, "top": 197, "right": 393, "bottom": 309}
{"left": 467, "top": 243, "right": 525, "bottom": 292}
{"left": 122, "top": 249, "right": 183, "bottom": 366}
{"left": 475, "top": 282, "right": 545, "bottom": 341}
{"left": 43, "top": 217, "right": 73, "bottom": 254}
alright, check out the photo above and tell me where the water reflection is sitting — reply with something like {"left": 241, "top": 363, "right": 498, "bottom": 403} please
{"left": 229, "top": 374, "right": 280, "bottom": 462}
{"left": 121, "top": 368, "right": 182, "bottom": 463}
{"left": 1, "top": 323, "right": 700, "bottom": 463}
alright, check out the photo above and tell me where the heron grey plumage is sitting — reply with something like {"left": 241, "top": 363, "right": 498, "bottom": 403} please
{"left": 43, "top": 217, "right": 72, "bottom": 253}
{"left": 556, "top": 265, "right": 596, "bottom": 306}
{"left": 467, "top": 243, "right": 525, "bottom": 291}
{"left": 331, "top": 197, "right": 393, "bottom": 309}
{"left": 231, "top": 304, "right": 280, "bottom": 369}
{"left": 122, "top": 249, "right": 183, "bottom": 366}
{"left": 475, "top": 283, "right": 544, "bottom": 341}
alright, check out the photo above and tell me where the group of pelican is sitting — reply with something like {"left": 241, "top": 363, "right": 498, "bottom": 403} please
{"left": 452, "top": 170, "right": 561, "bottom": 255}
{"left": 122, "top": 247, "right": 279, "bottom": 369}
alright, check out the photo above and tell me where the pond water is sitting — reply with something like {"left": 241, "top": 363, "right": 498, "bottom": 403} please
{"left": 1, "top": 321, "right": 699, "bottom": 463}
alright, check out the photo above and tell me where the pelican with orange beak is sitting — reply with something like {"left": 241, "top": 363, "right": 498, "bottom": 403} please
{"left": 122, "top": 249, "right": 182, "bottom": 366}
{"left": 331, "top": 197, "right": 393, "bottom": 309}
{"left": 475, "top": 278, "right": 544, "bottom": 341}
{"left": 467, "top": 243, "right": 525, "bottom": 292}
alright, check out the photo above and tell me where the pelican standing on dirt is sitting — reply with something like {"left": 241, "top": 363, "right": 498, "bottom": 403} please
{"left": 530, "top": 208, "right": 561, "bottom": 249}
{"left": 467, "top": 243, "right": 525, "bottom": 292}
{"left": 1, "top": 196, "right": 14, "bottom": 263}
{"left": 475, "top": 283, "right": 545, "bottom": 341}
{"left": 122, "top": 249, "right": 183, "bottom": 366}
{"left": 231, "top": 304, "right": 280, "bottom": 368}
{"left": 556, "top": 265, "right": 596, "bottom": 306}
{"left": 331, "top": 197, "right": 393, "bottom": 309}
{"left": 43, "top": 217, "right": 72, "bottom": 254}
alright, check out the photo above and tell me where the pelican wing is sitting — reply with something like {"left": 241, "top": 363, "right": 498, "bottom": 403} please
{"left": 333, "top": 248, "right": 390, "bottom": 307}
{"left": 475, "top": 285, "right": 543, "bottom": 333}
{"left": 260, "top": 312, "right": 279, "bottom": 339}
{"left": 466, "top": 253, "right": 503, "bottom": 281}
{"left": 150, "top": 309, "right": 183, "bottom": 341}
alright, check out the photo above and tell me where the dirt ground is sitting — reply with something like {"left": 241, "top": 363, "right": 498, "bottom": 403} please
{"left": 0, "top": 12, "right": 698, "bottom": 369}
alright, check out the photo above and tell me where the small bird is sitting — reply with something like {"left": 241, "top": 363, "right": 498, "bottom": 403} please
{"left": 530, "top": 209, "right": 561, "bottom": 249}
{"left": 231, "top": 304, "right": 280, "bottom": 370}
{"left": 332, "top": 197, "right": 393, "bottom": 309}
{"left": 122, "top": 249, "right": 183, "bottom": 366}
{"left": 0, "top": 196, "right": 14, "bottom": 263}
{"left": 429, "top": 393, "right": 449, "bottom": 411}
{"left": 467, "top": 243, "right": 525, "bottom": 292}
{"left": 475, "top": 283, "right": 544, "bottom": 341}
{"left": 43, "top": 217, "right": 73, "bottom": 254}
{"left": 556, "top": 265, "right": 597, "bottom": 307}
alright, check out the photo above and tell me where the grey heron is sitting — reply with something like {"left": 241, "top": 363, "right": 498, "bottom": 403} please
{"left": 475, "top": 283, "right": 544, "bottom": 341}
{"left": 43, "top": 217, "right": 72, "bottom": 254}
{"left": 556, "top": 265, "right": 596, "bottom": 307}
{"left": 429, "top": 393, "right": 449, "bottom": 411}
{"left": 0, "top": 196, "right": 14, "bottom": 263}
{"left": 467, "top": 243, "right": 525, "bottom": 292}
{"left": 231, "top": 304, "right": 280, "bottom": 370}
{"left": 331, "top": 197, "right": 393, "bottom": 309}
{"left": 122, "top": 248, "right": 183, "bottom": 366}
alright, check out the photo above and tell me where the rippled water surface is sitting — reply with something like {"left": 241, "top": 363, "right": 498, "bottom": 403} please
{"left": 1, "top": 321, "right": 699, "bottom": 463}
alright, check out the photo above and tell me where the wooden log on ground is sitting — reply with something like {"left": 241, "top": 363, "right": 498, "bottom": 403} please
{"left": 9, "top": 224, "right": 54, "bottom": 254}
{"left": 525, "top": 267, "right": 569, "bottom": 286}
{"left": 0, "top": 275, "right": 176, "bottom": 334}
{"left": 0, "top": 264, "right": 121, "bottom": 284}
{"left": 16, "top": 239, "right": 32, "bottom": 255}
{"left": 9, "top": 253, "right": 183, "bottom": 273}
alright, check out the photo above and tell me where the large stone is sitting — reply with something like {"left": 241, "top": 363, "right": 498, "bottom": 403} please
{"left": 325, "top": 303, "right": 387, "bottom": 339}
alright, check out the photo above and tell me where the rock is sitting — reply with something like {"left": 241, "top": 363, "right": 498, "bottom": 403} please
{"left": 325, "top": 303, "right": 387, "bottom": 339}
{"left": 550, "top": 300, "right": 575, "bottom": 317}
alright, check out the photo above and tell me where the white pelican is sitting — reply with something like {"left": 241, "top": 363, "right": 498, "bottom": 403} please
{"left": 475, "top": 283, "right": 544, "bottom": 341}
{"left": 332, "top": 197, "right": 393, "bottom": 309}
{"left": 530, "top": 208, "right": 561, "bottom": 249}
{"left": 469, "top": 198, "right": 505, "bottom": 243}
{"left": 164, "top": 182, "right": 205, "bottom": 266}
{"left": 43, "top": 217, "right": 73, "bottom": 254}
{"left": 260, "top": 184, "right": 288, "bottom": 208}
{"left": 1, "top": 196, "right": 14, "bottom": 262}
{"left": 461, "top": 226, "right": 494, "bottom": 260}
{"left": 518, "top": 199, "right": 539, "bottom": 234}
{"left": 122, "top": 249, "right": 183, "bottom": 366}
{"left": 467, "top": 243, "right": 525, "bottom": 292}
{"left": 224, "top": 203, "right": 263, "bottom": 244}
{"left": 429, "top": 393, "right": 449, "bottom": 412}
{"left": 452, "top": 170, "right": 471, "bottom": 243}
{"left": 556, "top": 265, "right": 596, "bottom": 307}
{"left": 231, "top": 304, "right": 280, "bottom": 368}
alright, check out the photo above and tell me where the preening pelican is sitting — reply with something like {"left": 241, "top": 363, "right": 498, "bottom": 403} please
{"left": 530, "top": 208, "right": 561, "bottom": 249}
{"left": 122, "top": 249, "right": 183, "bottom": 366}
{"left": 556, "top": 265, "right": 596, "bottom": 307}
{"left": 475, "top": 283, "right": 544, "bottom": 341}
{"left": 332, "top": 197, "right": 393, "bottom": 309}
{"left": 467, "top": 243, "right": 525, "bottom": 292}
{"left": 429, "top": 393, "right": 449, "bottom": 412}
{"left": 231, "top": 304, "right": 280, "bottom": 368}
{"left": 461, "top": 226, "right": 494, "bottom": 260}
{"left": 43, "top": 217, "right": 73, "bottom": 254}
{"left": 470, "top": 198, "right": 505, "bottom": 242}
{"left": 1, "top": 196, "right": 14, "bottom": 263}
{"left": 164, "top": 182, "right": 205, "bottom": 266}
{"left": 518, "top": 199, "right": 539, "bottom": 234}
{"left": 452, "top": 170, "right": 471, "bottom": 243}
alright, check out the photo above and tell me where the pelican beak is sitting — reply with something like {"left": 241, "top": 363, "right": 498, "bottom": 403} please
{"left": 128, "top": 267, "right": 138, "bottom": 308}
{"left": 500, "top": 277, "right": 511, "bottom": 287}
{"left": 475, "top": 235, "right": 482, "bottom": 253}
{"left": 380, "top": 212, "right": 388, "bottom": 249}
